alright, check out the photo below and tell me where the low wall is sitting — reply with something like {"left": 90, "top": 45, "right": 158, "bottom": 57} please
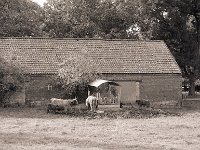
{"left": 182, "top": 99, "right": 200, "bottom": 109}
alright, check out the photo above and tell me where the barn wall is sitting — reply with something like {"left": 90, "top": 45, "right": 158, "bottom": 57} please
{"left": 103, "top": 73, "right": 182, "bottom": 108}
{"left": 7, "top": 87, "right": 25, "bottom": 105}
{"left": 24, "top": 73, "right": 182, "bottom": 108}
{"left": 115, "top": 81, "right": 139, "bottom": 104}
{"left": 140, "top": 75, "right": 182, "bottom": 107}
{"left": 25, "top": 75, "right": 64, "bottom": 105}
{"left": 9, "top": 90, "right": 25, "bottom": 104}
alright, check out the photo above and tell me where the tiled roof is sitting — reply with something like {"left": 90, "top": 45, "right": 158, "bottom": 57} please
{"left": 0, "top": 38, "right": 181, "bottom": 74}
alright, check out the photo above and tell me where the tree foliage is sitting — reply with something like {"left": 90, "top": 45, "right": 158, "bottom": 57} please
{"left": 54, "top": 52, "right": 101, "bottom": 100}
{"left": 0, "top": 0, "right": 44, "bottom": 37}
{"left": 149, "top": 0, "right": 200, "bottom": 95}
{"left": 0, "top": 57, "right": 24, "bottom": 103}
{"left": 43, "top": 0, "right": 153, "bottom": 39}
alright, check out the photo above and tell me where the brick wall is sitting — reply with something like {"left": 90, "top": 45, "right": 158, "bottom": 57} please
{"left": 103, "top": 73, "right": 182, "bottom": 107}
{"left": 25, "top": 75, "right": 65, "bottom": 105}
{"left": 25, "top": 73, "right": 182, "bottom": 108}
{"left": 6, "top": 88, "right": 25, "bottom": 105}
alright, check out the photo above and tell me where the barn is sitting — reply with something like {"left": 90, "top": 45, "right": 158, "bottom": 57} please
{"left": 0, "top": 38, "right": 182, "bottom": 108}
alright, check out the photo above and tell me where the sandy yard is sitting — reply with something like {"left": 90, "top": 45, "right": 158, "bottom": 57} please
{"left": 0, "top": 107, "right": 200, "bottom": 150}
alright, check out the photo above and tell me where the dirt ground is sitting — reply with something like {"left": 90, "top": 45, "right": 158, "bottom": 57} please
{"left": 0, "top": 106, "right": 200, "bottom": 150}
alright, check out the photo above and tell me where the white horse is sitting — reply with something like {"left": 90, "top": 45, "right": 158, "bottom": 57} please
{"left": 86, "top": 95, "right": 98, "bottom": 112}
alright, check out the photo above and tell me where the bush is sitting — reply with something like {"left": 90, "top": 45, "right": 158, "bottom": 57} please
{"left": 58, "top": 106, "right": 181, "bottom": 119}
{"left": 0, "top": 57, "right": 24, "bottom": 104}
{"left": 53, "top": 53, "right": 101, "bottom": 102}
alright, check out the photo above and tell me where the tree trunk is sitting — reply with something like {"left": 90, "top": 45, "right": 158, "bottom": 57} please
{"left": 188, "top": 13, "right": 200, "bottom": 96}
{"left": 188, "top": 74, "right": 196, "bottom": 96}
{"left": 196, "top": 14, "right": 200, "bottom": 72}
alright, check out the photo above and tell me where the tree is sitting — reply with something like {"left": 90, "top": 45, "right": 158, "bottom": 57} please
{"left": 0, "top": 0, "right": 44, "bottom": 37}
{"left": 149, "top": 0, "right": 200, "bottom": 96}
{"left": 54, "top": 52, "right": 101, "bottom": 101}
{"left": 42, "top": 0, "right": 73, "bottom": 37}
{"left": 0, "top": 57, "right": 24, "bottom": 104}
{"left": 43, "top": 0, "right": 153, "bottom": 39}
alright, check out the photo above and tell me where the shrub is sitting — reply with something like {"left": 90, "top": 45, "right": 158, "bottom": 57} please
{"left": 0, "top": 57, "right": 24, "bottom": 104}
{"left": 53, "top": 52, "right": 101, "bottom": 102}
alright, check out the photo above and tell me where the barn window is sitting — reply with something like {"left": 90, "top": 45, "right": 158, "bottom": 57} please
{"left": 47, "top": 84, "right": 53, "bottom": 91}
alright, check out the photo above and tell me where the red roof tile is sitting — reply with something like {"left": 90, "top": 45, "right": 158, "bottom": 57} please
{"left": 0, "top": 38, "right": 181, "bottom": 74}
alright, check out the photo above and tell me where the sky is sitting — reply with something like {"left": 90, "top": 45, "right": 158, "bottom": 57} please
{"left": 32, "top": 0, "right": 47, "bottom": 6}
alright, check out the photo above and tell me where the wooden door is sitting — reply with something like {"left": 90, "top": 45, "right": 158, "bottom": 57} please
{"left": 118, "top": 81, "right": 140, "bottom": 104}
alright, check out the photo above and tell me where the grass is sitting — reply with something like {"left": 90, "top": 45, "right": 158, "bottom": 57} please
{"left": 0, "top": 105, "right": 200, "bottom": 150}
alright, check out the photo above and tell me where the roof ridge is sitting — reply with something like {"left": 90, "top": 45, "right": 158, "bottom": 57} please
{"left": 0, "top": 37, "right": 163, "bottom": 42}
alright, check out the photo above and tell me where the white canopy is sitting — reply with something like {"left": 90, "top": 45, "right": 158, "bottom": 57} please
{"left": 88, "top": 79, "right": 120, "bottom": 88}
